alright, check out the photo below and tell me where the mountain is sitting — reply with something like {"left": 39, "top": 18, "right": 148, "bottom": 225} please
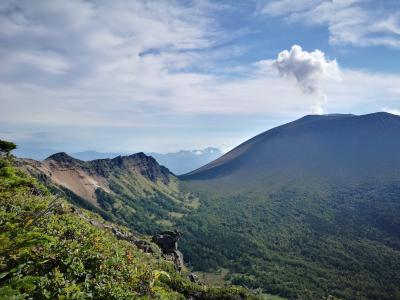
{"left": 149, "top": 147, "right": 222, "bottom": 175}
{"left": 1, "top": 150, "right": 259, "bottom": 299}
{"left": 16, "top": 152, "right": 199, "bottom": 234}
{"left": 69, "top": 148, "right": 222, "bottom": 175}
{"left": 179, "top": 112, "right": 400, "bottom": 299}
{"left": 183, "top": 112, "right": 400, "bottom": 184}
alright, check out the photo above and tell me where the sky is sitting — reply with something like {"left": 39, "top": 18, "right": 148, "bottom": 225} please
{"left": 1, "top": 0, "right": 400, "bottom": 155}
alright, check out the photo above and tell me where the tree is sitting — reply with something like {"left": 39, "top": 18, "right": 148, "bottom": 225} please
{"left": 0, "top": 140, "right": 17, "bottom": 156}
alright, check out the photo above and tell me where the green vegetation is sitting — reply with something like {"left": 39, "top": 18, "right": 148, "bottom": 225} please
{"left": 0, "top": 153, "right": 260, "bottom": 299}
{"left": 93, "top": 175, "right": 198, "bottom": 234}
{"left": 18, "top": 152, "right": 200, "bottom": 236}
{"left": 0, "top": 140, "right": 16, "bottom": 156}
{"left": 177, "top": 185, "right": 400, "bottom": 299}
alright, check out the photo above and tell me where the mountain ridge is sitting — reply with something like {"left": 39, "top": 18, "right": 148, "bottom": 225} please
{"left": 16, "top": 151, "right": 198, "bottom": 234}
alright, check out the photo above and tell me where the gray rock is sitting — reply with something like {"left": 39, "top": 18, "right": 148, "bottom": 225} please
{"left": 188, "top": 273, "right": 199, "bottom": 283}
{"left": 152, "top": 230, "right": 184, "bottom": 271}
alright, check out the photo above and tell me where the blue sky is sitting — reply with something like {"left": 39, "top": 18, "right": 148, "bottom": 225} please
{"left": 1, "top": 0, "right": 400, "bottom": 155}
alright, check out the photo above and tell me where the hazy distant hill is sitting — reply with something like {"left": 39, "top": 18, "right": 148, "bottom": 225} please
{"left": 13, "top": 145, "right": 60, "bottom": 160}
{"left": 180, "top": 112, "right": 400, "bottom": 299}
{"left": 149, "top": 147, "right": 222, "bottom": 175}
{"left": 70, "top": 150, "right": 123, "bottom": 161}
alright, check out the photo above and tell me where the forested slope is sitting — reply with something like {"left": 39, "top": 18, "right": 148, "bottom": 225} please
{"left": 180, "top": 113, "right": 400, "bottom": 299}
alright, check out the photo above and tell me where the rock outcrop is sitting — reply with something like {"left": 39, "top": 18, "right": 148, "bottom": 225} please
{"left": 152, "top": 230, "right": 184, "bottom": 271}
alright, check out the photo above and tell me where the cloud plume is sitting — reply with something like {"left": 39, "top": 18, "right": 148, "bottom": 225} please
{"left": 272, "top": 44, "right": 340, "bottom": 114}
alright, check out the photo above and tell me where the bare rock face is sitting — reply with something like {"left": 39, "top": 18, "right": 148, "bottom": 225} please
{"left": 152, "top": 230, "right": 184, "bottom": 271}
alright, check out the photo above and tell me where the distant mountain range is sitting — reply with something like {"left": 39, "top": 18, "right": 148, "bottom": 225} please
{"left": 148, "top": 148, "right": 222, "bottom": 175}
{"left": 13, "top": 146, "right": 61, "bottom": 161}
{"left": 69, "top": 150, "right": 123, "bottom": 161}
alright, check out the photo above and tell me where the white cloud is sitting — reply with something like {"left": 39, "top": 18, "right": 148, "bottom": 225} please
{"left": 271, "top": 45, "right": 340, "bottom": 114}
{"left": 262, "top": 0, "right": 322, "bottom": 16}
{"left": 1, "top": 1, "right": 400, "bottom": 152}
{"left": 0, "top": 0, "right": 222, "bottom": 117}
{"left": 382, "top": 108, "right": 400, "bottom": 115}
{"left": 8, "top": 51, "right": 70, "bottom": 74}
{"left": 262, "top": 0, "right": 400, "bottom": 48}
